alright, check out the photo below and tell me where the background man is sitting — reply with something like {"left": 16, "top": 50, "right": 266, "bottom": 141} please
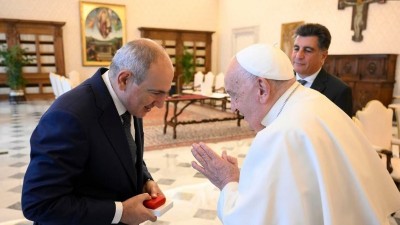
{"left": 292, "top": 23, "right": 353, "bottom": 116}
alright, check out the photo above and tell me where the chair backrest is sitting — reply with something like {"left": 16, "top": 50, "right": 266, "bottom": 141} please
{"left": 60, "top": 76, "right": 72, "bottom": 94}
{"left": 49, "top": 72, "right": 60, "bottom": 98}
{"left": 214, "top": 72, "right": 225, "bottom": 93}
{"left": 200, "top": 72, "right": 214, "bottom": 95}
{"left": 194, "top": 71, "right": 204, "bottom": 91}
{"left": 389, "top": 103, "right": 400, "bottom": 138}
{"left": 55, "top": 74, "right": 65, "bottom": 96}
{"left": 355, "top": 100, "right": 393, "bottom": 150}
{"left": 204, "top": 72, "right": 215, "bottom": 87}
{"left": 352, "top": 116, "right": 363, "bottom": 131}
{"left": 67, "top": 70, "right": 80, "bottom": 88}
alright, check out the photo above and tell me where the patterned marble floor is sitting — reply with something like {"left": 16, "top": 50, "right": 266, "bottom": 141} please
{"left": 0, "top": 100, "right": 252, "bottom": 225}
{"left": 0, "top": 100, "right": 399, "bottom": 225}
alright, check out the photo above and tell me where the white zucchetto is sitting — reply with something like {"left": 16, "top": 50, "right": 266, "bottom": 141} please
{"left": 236, "top": 43, "right": 294, "bottom": 80}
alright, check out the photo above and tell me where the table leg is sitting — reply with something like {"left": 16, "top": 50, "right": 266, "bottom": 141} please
{"left": 164, "top": 97, "right": 239, "bottom": 139}
{"left": 222, "top": 98, "right": 227, "bottom": 111}
{"left": 172, "top": 102, "right": 178, "bottom": 139}
{"left": 237, "top": 112, "right": 242, "bottom": 127}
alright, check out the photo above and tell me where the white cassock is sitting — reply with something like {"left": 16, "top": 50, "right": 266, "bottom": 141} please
{"left": 218, "top": 82, "right": 400, "bottom": 225}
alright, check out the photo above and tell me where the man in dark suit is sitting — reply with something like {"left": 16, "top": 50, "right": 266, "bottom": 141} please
{"left": 291, "top": 23, "right": 353, "bottom": 117}
{"left": 22, "top": 39, "right": 174, "bottom": 224}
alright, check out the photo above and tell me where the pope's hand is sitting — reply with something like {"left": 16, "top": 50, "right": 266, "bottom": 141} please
{"left": 191, "top": 142, "right": 240, "bottom": 190}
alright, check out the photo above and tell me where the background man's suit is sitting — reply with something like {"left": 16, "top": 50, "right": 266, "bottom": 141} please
{"left": 310, "top": 68, "right": 353, "bottom": 116}
{"left": 22, "top": 68, "right": 152, "bottom": 224}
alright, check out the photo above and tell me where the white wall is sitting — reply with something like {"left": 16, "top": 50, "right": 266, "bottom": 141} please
{"left": 1, "top": 0, "right": 400, "bottom": 96}
{"left": 218, "top": 0, "right": 400, "bottom": 96}
{"left": 0, "top": 0, "right": 218, "bottom": 80}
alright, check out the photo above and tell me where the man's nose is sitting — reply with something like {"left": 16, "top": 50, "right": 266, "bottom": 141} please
{"left": 296, "top": 50, "right": 305, "bottom": 58}
{"left": 155, "top": 97, "right": 166, "bottom": 108}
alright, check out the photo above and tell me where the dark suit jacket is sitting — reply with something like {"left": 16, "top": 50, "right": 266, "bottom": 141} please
{"left": 22, "top": 68, "right": 152, "bottom": 225}
{"left": 310, "top": 68, "right": 353, "bottom": 117}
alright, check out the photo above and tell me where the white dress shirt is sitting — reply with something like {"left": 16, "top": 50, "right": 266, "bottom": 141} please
{"left": 102, "top": 71, "right": 124, "bottom": 224}
{"left": 295, "top": 68, "right": 321, "bottom": 88}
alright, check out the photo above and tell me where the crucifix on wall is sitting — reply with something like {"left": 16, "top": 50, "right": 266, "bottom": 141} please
{"left": 338, "top": 0, "right": 386, "bottom": 42}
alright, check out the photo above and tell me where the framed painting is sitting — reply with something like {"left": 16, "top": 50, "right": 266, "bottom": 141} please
{"left": 280, "top": 21, "right": 304, "bottom": 57}
{"left": 80, "top": 1, "right": 126, "bottom": 66}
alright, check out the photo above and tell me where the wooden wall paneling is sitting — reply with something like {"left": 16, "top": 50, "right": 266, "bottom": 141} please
{"left": 0, "top": 18, "right": 65, "bottom": 100}
{"left": 0, "top": 22, "right": 7, "bottom": 90}
{"left": 324, "top": 54, "right": 397, "bottom": 114}
{"left": 336, "top": 55, "right": 359, "bottom": 80}
{"left": 138, "top": 27, "right": 214, "bottom": 94}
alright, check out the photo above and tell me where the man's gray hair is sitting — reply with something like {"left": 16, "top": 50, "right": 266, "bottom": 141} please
{"left": 109, "top": 38, "right": 168, "bottom": 84}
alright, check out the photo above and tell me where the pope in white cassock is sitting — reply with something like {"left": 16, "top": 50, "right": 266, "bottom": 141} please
{"left": 191, "top": 43, "right": 400, "bottom": 225}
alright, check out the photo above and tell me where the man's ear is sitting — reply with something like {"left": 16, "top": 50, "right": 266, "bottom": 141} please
{"left": 257, "top": 78, "right": 270, "bottom": 103}
{"left": 117, "top": 70, "right": 132, "bottom": 91}
{"left": 321, "top": 50, "right": 328, "bottom": 65}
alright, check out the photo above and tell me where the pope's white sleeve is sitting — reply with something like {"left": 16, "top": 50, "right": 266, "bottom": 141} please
{"left": 217, "top": 182, "right": 239, "bottom": 221}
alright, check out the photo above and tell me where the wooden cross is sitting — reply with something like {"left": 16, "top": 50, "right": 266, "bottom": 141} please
{"left": 338, "top": 0, "right": 386, "bottom": 42}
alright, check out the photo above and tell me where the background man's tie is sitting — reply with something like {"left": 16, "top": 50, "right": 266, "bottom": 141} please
{"left": 298, "top": 79, "right": 307, "bottom": 86}
{"left": 121, "top": 111, "right": 137, "bottom": 165}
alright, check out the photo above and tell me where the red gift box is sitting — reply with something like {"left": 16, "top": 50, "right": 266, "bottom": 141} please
{"left": 144, "top": 195, "right": 166, "bottom": 209}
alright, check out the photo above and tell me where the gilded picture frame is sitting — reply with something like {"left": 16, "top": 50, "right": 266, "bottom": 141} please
{"left": 280, "top": 21, "right": 304, "bottom": 57}
{"left": 80, "top": 1, "right": 126, "bottom": 66}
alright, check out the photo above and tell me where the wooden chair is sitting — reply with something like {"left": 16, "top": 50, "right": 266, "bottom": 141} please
{"left": 204, "top": 72, "right": 214, "bottom": 86}
{"left": 60, "top": 76, "right": 72, "bottom": 95}
{"left": 193, "top": 71, "right": 204, "bottom": 92}
{"left": 214, "top": 72, "right": 225, "bottom": 93}
{"left": 354, "top": 100, "right": 400, "bottom": 187}
{"left": 49, "top": 72, "right": 63, "bottom": 98}
{"left": 67, "top": 70, "right": 81, "bottom": 88}
{"left": 212, "top": 72, "right": 229, "bottom": 110}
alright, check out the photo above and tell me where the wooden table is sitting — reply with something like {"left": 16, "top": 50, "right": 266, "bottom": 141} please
{"left": 163, "top": 94, "right": 243, "bottom": 139}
